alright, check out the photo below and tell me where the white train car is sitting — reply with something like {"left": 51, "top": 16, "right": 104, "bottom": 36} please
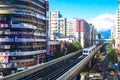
{"left": 82, "top": 46, "right": 96, "bottom": 56}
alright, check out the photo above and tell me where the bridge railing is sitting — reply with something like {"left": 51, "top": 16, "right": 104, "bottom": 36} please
{"left": 2, "top": 50, "right": 82, "bottom": 80}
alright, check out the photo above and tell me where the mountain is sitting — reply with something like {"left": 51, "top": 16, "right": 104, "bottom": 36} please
{"left": 101, "top": 29, "right": 111, "bottom": 39}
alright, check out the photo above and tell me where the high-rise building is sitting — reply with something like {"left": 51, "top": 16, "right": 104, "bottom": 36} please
{"left": 111, "top": 25, "right": 116, "bottom": 40}
{"left": 90, "top": 24, "right": 96, "bottom": 46}
{"left": 67, "top": 19, "right": 90, "bottom": 48}
{"left": 59, "top": 18, "right": 67, "bottom": 38}
{"left": 67, "top": 19, "right": 79, "bottom": 40}
{"left": 116, "top": 0, "right": 120, "bottom": 53}
{"left": 80, "top": 19, "right": 90, "bottom": 48}
{"left": 110, "top": 24, "right": 116, "bottom": 48}
{"left": 49, "top": 11, "right": 66, "bottom": 40}
{"left": 0, "top": 0, "right": 48, "bottom": 73}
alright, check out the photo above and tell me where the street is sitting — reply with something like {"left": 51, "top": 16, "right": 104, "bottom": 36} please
{"left": 90, "top": 54, "right": 120, "bottom": 80}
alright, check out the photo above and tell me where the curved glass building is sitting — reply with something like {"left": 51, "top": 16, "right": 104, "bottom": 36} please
{"left": 0, "top": 0, "right": 47, "bottom": 74}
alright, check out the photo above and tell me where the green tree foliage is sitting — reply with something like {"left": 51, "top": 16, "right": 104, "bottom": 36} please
{"left": 53, "top": 50, "right": 65, "bottom": 58}
{"left": 106, "top": 45, "right": 118, "bottom": 63}
{"left": 67, "top": 41, "right": 82, "bottom": 53}
{"left": 53, "top": 41, "right": 82, "bottom": 58}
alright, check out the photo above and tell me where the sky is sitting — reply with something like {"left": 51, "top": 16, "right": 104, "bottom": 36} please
{"left": 48, "top": 0, "right": 118, "bottom": 32}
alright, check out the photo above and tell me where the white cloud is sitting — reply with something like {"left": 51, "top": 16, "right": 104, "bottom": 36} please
{"left": 90, "top": 13, "right": 116, "bottom": 32}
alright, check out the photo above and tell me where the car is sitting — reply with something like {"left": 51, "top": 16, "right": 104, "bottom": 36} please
{"left": 89, "top": 73, "right": 103, "bottom": 80}
{"left": 110, "top": 71, "right": 115, "bottom": 76}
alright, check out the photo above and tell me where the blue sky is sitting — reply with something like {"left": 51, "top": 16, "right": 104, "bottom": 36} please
{"left": 48, "top": 0, "right": 118, "bottom": 31}
{"left": 49, "top": 0, "right": 118, "bottom": 20}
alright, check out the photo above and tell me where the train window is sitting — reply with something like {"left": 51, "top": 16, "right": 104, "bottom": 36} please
{"left": 84, "top": 50, "right": 88, "bottom": 53}
{"left": 83, "top": 51, "right": 85, "bottom": 53}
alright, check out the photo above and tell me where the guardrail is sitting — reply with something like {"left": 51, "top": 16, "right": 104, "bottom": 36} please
{"left": 56, "top": 45, "right": 103, "bottom": 80}
{"left": 1, "top": 50, "right": 82, "bottom": 80}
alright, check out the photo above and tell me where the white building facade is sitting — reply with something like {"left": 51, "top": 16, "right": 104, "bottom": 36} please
{"left": 49, "top": 11, "right": 66, "bottom": 40}
{"left": 67, "top": 19, "right": 90, "bottom": 48}
{"left": 90, "top": 24, "right": 97, "bottom": 46}
{"left": 116, "top": 8, "right": 120, "bottom": 52}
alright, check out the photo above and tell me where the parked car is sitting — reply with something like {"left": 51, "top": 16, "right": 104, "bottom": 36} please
{"left": 110, "top": 71, "right": 115, "bottom": 76}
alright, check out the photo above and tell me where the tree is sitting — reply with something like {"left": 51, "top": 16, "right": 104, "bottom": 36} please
{"left": 106, "top": 45, "right": 118, "bottom": 63}
{"left": 53, "top": 41, "right": 82, "bottom": 58}
{"left": 67, "top": 41, "right": 82, "bottom": 53}
{"left": 53, "top": 50, "right": 65, "bottom": 58}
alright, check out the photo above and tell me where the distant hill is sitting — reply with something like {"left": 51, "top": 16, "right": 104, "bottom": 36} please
{"left": 101, "top": 29, "right": 111, "bottom": 39}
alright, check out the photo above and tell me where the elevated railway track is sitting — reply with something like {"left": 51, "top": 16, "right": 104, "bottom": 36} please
{"left": 2, "top": 50, "right": 82, "bottom": 80}
{"left": 2, "top": 45, "right": 103, "bottom": 80}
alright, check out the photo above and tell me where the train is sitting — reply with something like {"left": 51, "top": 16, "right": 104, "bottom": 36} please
{"left": 82, "top": 46, "right": 97, "bottom": 56}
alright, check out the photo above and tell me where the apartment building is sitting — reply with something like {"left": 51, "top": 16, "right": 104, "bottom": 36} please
{"left": 0, "top": 0, "right": 48, "bottom": 74}
{"left": 67, "top": 19, "right": 90, "bottom": 48}
{"left": 111, "top": 25, "right": 116, "bottom": 40}
{"left": 116, "top": 0, "right": 120, "bottom": 53}
{"left": 49, "top": 11, "right": 66, "bottom": 40}
{"left": 90, "top": 24, "right": 97, "bottom": 46}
